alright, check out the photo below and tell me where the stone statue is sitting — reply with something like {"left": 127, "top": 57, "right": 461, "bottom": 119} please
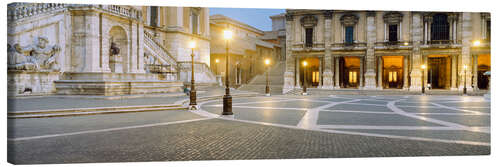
{"left": 9, "top": 36, "right": 61, "bottom": 71}
{"left": 110, "top": 42, "right": 120, "bottom": 55}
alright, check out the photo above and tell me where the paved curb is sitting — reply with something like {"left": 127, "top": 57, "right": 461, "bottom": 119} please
{"left": 8, "top": 92, "right": 260, "bottom": 119}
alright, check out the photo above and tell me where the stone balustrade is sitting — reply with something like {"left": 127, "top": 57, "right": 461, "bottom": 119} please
{"left": 99, "top": 5, "right": 142, "bottom": 20}
{"left": 143, "top": 30, "right": 177, "bottom": 65}
{"left": 8, "top": 3, "right": 142, "bottom": 22}
{"left": 8, "top": 3, "right": 66, "bottom": 21}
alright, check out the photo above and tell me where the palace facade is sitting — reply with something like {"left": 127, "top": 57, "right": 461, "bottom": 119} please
{"left": 283, "top": 10, "right": 491, "bottom": 93}
{"left": 210, "top": 14, "right": 280, "bottom": 87}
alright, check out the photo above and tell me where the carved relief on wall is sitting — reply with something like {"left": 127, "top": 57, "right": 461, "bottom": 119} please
{"left": 300, "top": 15, "right": 318, "bottom": 28}
{"left": 8, "top": 36, "right": 61, "bottom": 71}
{"left": 340, "top": 13, "right": 359, "bottom": 26}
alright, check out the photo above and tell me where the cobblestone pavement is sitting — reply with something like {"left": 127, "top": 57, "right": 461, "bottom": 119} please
{"left": 8, "top": 95, "right": 490, "bottom": 164}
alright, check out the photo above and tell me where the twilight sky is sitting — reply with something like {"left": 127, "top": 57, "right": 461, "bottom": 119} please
{"left": 209, "top": 8, "right": 285, "bottom": 31}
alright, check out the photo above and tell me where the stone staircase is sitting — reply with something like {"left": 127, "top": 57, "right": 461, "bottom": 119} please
{"left": 237, "top": 61, "right": 285, "bottom": 95}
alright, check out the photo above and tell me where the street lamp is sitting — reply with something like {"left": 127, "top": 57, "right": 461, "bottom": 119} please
{"left": 188, "top": 40, "right": 197, "bottom": 110}
{"left": 302, "top": 61, "right": 308, "bottom": 95}
{"left": 222, "top": 29, "right": 233, "bottom": 115}
{"left": 265, "top": 58, "right": 271, "bottom": 96}
{"left": 421, "top": 64, "right": 426, "bottom": 94}
{"left": 463, "top": 65, "right": 468, "bottom": 95}
{"left": 473, "top": 40, "right": 481, "bottom": 47}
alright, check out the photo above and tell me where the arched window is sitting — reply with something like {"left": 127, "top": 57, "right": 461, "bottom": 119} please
{"left": 431, "top": 14, "right": 449, "bottom": 41}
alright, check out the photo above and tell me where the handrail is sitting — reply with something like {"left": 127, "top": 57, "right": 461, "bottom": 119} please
{"left": 143, "top": 30, "right": 178, "bottom": 64}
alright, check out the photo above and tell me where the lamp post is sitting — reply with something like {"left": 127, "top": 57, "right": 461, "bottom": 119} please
{"left": 463, "top": 65, "right": 468, "bottom": 95}
{"left": 302, "top": 61, "right": 308, "bottom": 95}
{"left": 421, "top": 64, "right": 426, "bottom": 94}
{"left": 188, "top": 41, "right": 197, "bottom": 110}
{"left": 222, "top": 29, "right": 233, "bottom": 115}
{"left": 265, "top": 58, "right": 271, "bottom": 96}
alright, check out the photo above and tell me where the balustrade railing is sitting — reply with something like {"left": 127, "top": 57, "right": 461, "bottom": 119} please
{"left": 8, "top": 3, "right": 142, "bottom": 22}
{"left": 143, "top": 30, "right": 177, "bottom": 66}
{"left": 8, "top": 3, "right": 66, "bottom": 21}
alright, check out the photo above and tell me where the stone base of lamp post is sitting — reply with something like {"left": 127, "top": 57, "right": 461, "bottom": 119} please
{"left": 222, "top": 94, "right": 233, "bottom": 115}
{"left": 189, "top": 90, "right": 198, "bottom": 110}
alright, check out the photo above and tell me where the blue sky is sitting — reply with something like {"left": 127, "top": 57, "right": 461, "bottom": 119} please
{"left": 209, "top": 8, "right": 285, "bottom": 31}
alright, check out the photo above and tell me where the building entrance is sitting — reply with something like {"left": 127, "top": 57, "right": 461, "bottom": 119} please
{"left": 477, "top": 54, "right": 491, "bottom": 90}
{"left": 300, "top": 57, "right": 320, "bottom": 88}
{"left": 339, "top": 57, "right": 360, "bottom": 88}
{"left": 382, "top": 56, "right": 403, "bottom": 89}
{"left": 427, "top": 56, "right": 451, "bottom": 89}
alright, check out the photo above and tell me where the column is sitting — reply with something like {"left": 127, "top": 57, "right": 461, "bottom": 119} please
{"left": 335, "top": 57, "right": 340, "bottom": 89}
{"left": 423, "top": 55, "right": 428, "bottom": 90}
{"left": 364, "top": 12, "right": 377, "bottom": 89}
{"left": 283, "top": 14, "right": 295, "bottom": 93}
{"left": 359, "top": 56, "right": 364, "bottom": 89}
{"left": 403, "top": 55, "right": 408, "bottom": 89}
{"left": 451, "top": 54, "right": 457, "bottom": 90}
{"left": 424, "top": 22, "right": 427, "bottom": 45}
{"left": 322, "top": 11, "right": 334, "bottom": 89}
{"left": 319, "top": 58, "right": 323, "bottom": 87}
{"left": 409, "top": 12, "right": 424, "bottom": 91}
{"left": 473, "top": 54, "right": 478, "bottom": 91}
{"left": 377, "top": 56, "right": 383, "bottom": 89}
{"left": 296, "top": 57, "right": 301, "bottom": 88}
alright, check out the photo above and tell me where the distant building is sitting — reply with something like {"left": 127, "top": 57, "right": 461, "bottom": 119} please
{"left": 210, "top": 14, "right": 280, "bottom": 87}
{"left": 283, "top": 10, "right": 490, "bottom": 93}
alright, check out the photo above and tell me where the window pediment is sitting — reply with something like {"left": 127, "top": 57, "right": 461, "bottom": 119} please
{"left": 340, "top": 14, "right": 358, "bottom": 26}
{"left": 300, "top": 15, "right": 318, "bottom": 28}
{"left": 383, "top": 12, "right": 403, "bottom": 25}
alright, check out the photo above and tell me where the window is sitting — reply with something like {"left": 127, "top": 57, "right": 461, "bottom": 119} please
{"left": 305, "top": 28, "right": 313, "bottom": 47}
{"left": 345, "top": 26, "right": 354, "bottom": 44}
{"left": 389, "top": 25, "right": 398, "bottom": 42}
{"left": 487, "top": 20, "right": 491, "bottom": 41}
{"left": 431, "top": 14, "right": 449, "bottom": 41}
{"left": 150, "top": 6, "right": 158, "bottom": 27}
{"left": 349, "top": 71, "right": 357, "bottom": 84}
{"left": 388, "top": 71, "right": 397, "bottom": 82}
{"left": 191, "top": 13, "right": 199, "bottom": 34}
{"left": 312, "top": 71, "right": 319, "bottom": 83}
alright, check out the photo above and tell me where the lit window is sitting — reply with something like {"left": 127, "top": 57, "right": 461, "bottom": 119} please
{"left": 349, "top": 71, "right": 357, "bottom": 84}
{"left": 312, "top": 71, "right": 319, "bottom": 83}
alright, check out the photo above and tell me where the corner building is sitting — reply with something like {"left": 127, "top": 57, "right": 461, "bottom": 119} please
{"left": 283, "top": 10, "right": 490, "bottom": 94}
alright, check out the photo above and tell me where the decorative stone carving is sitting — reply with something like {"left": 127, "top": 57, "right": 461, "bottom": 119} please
{"left": 340, "top": 13, "right": 359, "bottom": 26}
{"left": 9, "top": 36, "right": 61, "bottom": 71}
{"left": 300, "top": 15, "right": 318, "bottom": 28}
{"left": 285, "top": 14, "right": 294, "bottom": 21}
{"left": 323, "top": 10, "right": 333, "bottom": 19}
{"left": 383, "top": 12, "right": 403, "bottom": 24}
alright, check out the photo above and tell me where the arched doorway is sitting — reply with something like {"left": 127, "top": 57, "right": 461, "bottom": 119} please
{"left": 109, "top": 26, "right": 128, "bottom": 73}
